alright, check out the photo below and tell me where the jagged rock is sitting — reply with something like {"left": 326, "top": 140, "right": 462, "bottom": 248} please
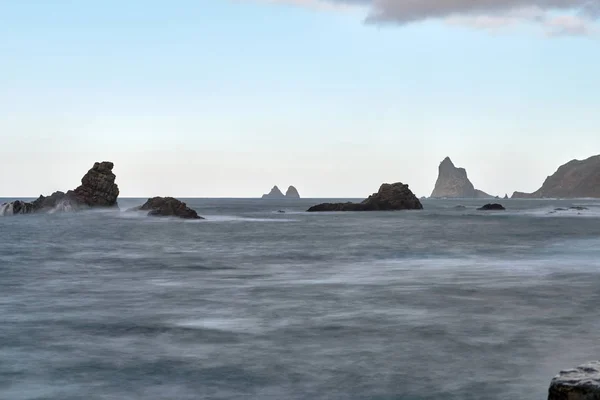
{"left": 133, "top": 197, "right": 203, "bottom": 219}
{"left": 262, "top": 186, "right": 285, "bottom": 199}
{"left": 307, "top": 183, "right": 423, "bottom": 212}
{"left": 285, "top": 186, "right": 300, "bottom": 198}
{"left": 67, "top": 161, "right": 119, "bottom": 207}
{"left": 431, "top": 157, "right": 492, "bottom": 199}
{"left": 477, "top": 203, "right": 506, "bottom": 211}
{"left": 513, "top": 155, "right": 600, "bottom": 199}
{"left": 548, "top": 361, "right": 600, "bottom": 400}
{"left": 504, "top": 194, "right": 509, "bottom": 200}
{"left": 0, "top": 161, "right": 119, "bottom": 217}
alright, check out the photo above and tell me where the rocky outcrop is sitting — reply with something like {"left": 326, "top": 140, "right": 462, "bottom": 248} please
{"left": 477, "top": 203, "right": 505, "bottom": 211}
{"left": 512, "top": 155, "right": 600, "bottom": 199}
{"left": 262, "top": 186, "right": 285, "bottom": 199}
{"left": 132, "top": 197, "right": 203, "bottom": 219}
{"left": 285, "top": 186, "right": 300, "bottom": 198}
{"left": 430, "top": 157, "right": 492, "bottom": 199}
{"left": 0, "top": 161, "right": 119, "bottom": 217}
{"left": 548, "top": 361, "right": 600, "bottom": 400}
{"left": 67, "top": 161, "right": 119, "bottom": 207}
{"left": 307, "top": 182, "right": 423, "bottom": 212}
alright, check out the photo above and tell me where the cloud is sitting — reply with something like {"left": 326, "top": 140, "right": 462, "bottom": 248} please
{"left": 256, "top": 0, "right": 599, "bottom": 36}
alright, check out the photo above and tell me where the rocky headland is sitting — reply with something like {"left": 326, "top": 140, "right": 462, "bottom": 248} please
{"left": 512, "top": 155, "right": 600, "bottom": 198}
{"left": 307, "top": 182, "right": 422, "bottom": 212}
{"left": 430, "top": 157, "right": 493, "bottom": 199}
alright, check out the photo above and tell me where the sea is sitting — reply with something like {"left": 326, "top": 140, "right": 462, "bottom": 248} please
{"left": 2, "top": 197, "right": 600, "bottom": 400}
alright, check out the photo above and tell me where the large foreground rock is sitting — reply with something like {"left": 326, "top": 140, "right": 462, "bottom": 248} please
{"left": 307, "top": 182, "right": 423, "bottom": 212}
{"left": 134, "top": 197, "right": 203, "bottom": 219}
{"left": 430, "top": 157, "right": 493, "bottom": 199}
{"left": 477, "top": 203, "right": 506, "bottom": 211}
{"left": 0, "top": 161, "right": 119, "bottom": 216}
{"left": 548, "top": 361, "right": 600, "bottom": 400}
{"left": 513, "top": 154, "right": 600, "bottom": 198}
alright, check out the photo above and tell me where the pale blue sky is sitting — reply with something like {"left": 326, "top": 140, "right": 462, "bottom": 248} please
{"left": 1, "top": 0, "right": 598, "bottom": 197}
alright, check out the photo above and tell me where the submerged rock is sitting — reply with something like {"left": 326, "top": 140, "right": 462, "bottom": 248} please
{"left": 307, "top": 183, "right": 423, "bottom": 212}
{"left": 548, "top": 361, "right": 600, "bottom": 400}
{"left": 0, "top": 161, "right": 119, "bottom": 217}
{"left": 285, "top": 186, "right": 300, "bottom": 199}
{"left": 133, "top": 197, "right": 203, "bottom": 219}
{"left": 262, "top": 186, "right": 285, "bottom": 199}
{"left": 477, "top": 203, "right": 506, "bottom": 211}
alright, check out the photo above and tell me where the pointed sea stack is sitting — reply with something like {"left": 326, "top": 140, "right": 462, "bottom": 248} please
{"left": 262, "top": 186, "right": 285, "bottom": 199}
{"left": 430, "top": 157, "right": 492, "bottom": 199}
{"left": 512, "top": 155, "right": 600, "bottom": 198}
{"left": 307, "top": 182, "right": 423, "bottom": 212}
{"left": 285, "top": 186, "right": 300, "bottom": 199}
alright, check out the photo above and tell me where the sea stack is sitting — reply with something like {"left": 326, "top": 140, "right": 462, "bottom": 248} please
{"left": 430, "top": 157, "right": 492, "bottom": 199}
{"left": 548, "top": 361, "right": 600, "bottom": 399}
{"left": 285, "top": 186, "right": 300, "bottom": 199}
{"left": 512, "top": 155, "right": 600, "bottom": 198}
{"left": 0, "top": 161, "right": 119, "bottom": 216}
{"left": 262, "top": 186, "right": 285, "bottom": 199}
{"left": 307, "top": 182, "right": 422, "bottom": 212}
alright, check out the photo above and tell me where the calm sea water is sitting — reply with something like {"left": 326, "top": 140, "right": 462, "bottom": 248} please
{"left": 2, "top": 198, "right": 600, "bottom": 400}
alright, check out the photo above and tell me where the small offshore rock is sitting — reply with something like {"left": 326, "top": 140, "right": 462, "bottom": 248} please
{"left": 136, "top": 197, "right": 203, "bottom": 219}
{"left": 308, "top": 182, "right": 423, "bottom": 212}
{"left": 285, "top": 186, "right": 300, "bottom": 199}
{"left": 548, "top": 361, "right": 600, "bottom": 400}
{"left": 477, "top": 203, "right": 506, "bottom": 211}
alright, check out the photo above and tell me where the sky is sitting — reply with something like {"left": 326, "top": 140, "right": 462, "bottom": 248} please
{"left": 1, "top": 0, "right": 599, "bottom": 198}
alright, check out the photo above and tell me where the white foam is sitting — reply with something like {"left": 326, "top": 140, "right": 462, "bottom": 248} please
{"left": 0, "top": 202, "right": 12, "bottom": 216}
{"left": 202, "top": 215, "right": 297, "bottom": 222}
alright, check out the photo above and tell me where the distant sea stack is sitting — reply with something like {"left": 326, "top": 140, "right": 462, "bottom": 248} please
{"left": 512, "top": 155, "right": 600, "bottom": 199}
{"left": 285, "top": 186, "right": 300, "bottom": 199}
{"left": 0, "top": 161, "right": 119, "bottom": 216}
{"left": 262, "top": 186, "right": 285, "bottom": 199}
{"left": 430, "top": 157, "right": 493, "bottom": 199}
{"left": 307, "top": 182, "right": 422, "bottom": 212}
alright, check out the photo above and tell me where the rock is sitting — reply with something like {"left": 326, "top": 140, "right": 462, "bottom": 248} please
{"left": 134, "top": 197, "right": 203, "bottom": 219}
{"left": 454, "top": 205, "right": 467, "bottom": 209}
{"left": 430, "top": 157, "right": 492, "bottom": 199}
{"left": 0, "top": 161, "right": 119, "bottom": 217}
{"left": 262, "top": 186, "right": 285, "bottom": 199}
{"left": 477, "top": 203, "right": 506, "bottom": 211}
{"left": 548, "top": 361, "right": 600, "bottom": 400}
{"left": 307, "top": 182, "right": 423, "bottom": 212}
{"left": 503, "top": 194, "right": 509, "bottom": 200}
{"left": 277, "top": 210, "right": 286, "bottom": 213}
{"left": 67, "top": 161, "right": 119, "bottom": 207}
{"left": 512, "top": 154, "right": 600, "bottom": 198}
{"left": 570, "top": 206, "right": 588, "bottom": 211}
{"left": 285, "top": 186, "right": 300, "bottom": 198}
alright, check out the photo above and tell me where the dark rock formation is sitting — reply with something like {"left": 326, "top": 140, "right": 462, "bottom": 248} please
{"left": 133, "top": 197, "right": 203, "bottom": 219}
{"left": 285, "top": 186, "right": 300, "bottom": 198}
{"left": 307, "top": 182, "right": 423, "bottom": 212}
{"left": 67, "top": 161, "right": 119, "bottom": 207}
{"left": 548, "top": 361, "right": 600, "bottom": 400}
{"left": 477, "top": 203, "right": 506, "bottom": 211}
{"left": 512, "top": 155, "right": 600, "bottom": 199}
{"left": 0, "top": 161, "right": 119, "bottom": 217}
{"left": 262, "top": 186, "right": 285, "bottom": 199}
{"left": 430, "top": 157, "right": 492, "bottom": 199}
{"left": 503, "top": 194, "right": 509, "bottom": 200}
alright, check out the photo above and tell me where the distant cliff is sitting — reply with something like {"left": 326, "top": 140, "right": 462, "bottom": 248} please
{"left": 430, "top": 157, "right": 492, "bottom": 199}
{"left": 512, "top": 155, "right": 600, "bottom": 198}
